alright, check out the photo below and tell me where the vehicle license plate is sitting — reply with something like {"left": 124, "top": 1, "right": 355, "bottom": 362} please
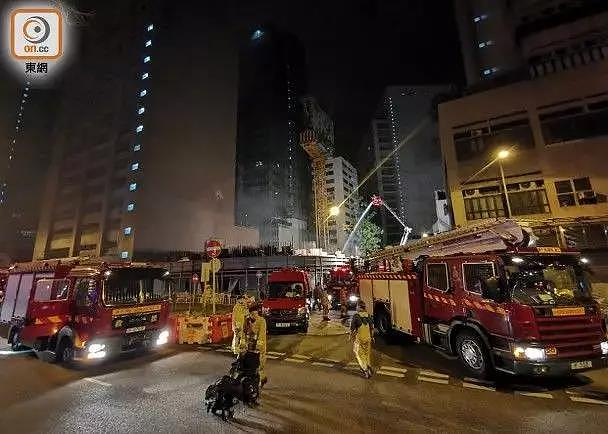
{"left": 126, "top": 326, "right": 146, "bottom": 334}
{"left": 276, "top": 322, "right": 291, "bottom": 327}
{"left": 570, "top": 360, "right": 592, "bottom": 370}
{"left": 552, "top": 307, "right": 585, "bottom": 316}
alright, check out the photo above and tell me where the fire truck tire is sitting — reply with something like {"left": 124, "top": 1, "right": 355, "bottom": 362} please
{"left": 56, "top": 337, "right": 74, "bottom": 365}
{"left": 374, "top": 309, "right": 392, "bottom": 336}
{"left": 10, "top": 331, "right": 22, "bottom": 352}
{"left": 455, "top": 329, "right": 492, "bottom": 378}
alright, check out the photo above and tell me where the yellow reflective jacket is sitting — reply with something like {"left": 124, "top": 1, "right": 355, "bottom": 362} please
{"left": 232, "top": 300, "right": 248, "bottom": 332}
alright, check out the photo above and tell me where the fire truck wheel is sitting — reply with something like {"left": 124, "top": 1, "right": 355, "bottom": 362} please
{"left": 56, "top": 338, "right": 74, "bottom": 365}
{"left": 374, "top": 309, "right": 392, "bottom": 336}
{"left": 455, "top": 330, "right": 491, "bottom": 378}
{"left": 10, "top": 331, "right": 22, "bottom": 351}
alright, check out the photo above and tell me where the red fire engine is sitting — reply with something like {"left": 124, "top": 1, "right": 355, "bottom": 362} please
{"left": 0, "top": 258, "right": 172, "bottom": 364}
{"left": 358, "top": 220, "right": 608, "bottom": 378}
{"left": 261, "top": 268, "right": 312, "bottom": 333}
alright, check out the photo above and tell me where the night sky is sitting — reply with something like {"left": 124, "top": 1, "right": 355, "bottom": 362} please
{"left": 237, "top": 0, "right": 464, "bottom": 161}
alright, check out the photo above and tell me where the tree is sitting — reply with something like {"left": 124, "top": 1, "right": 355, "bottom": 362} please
{"left": 358, "top": 212, "right": 383, "bottom": 257}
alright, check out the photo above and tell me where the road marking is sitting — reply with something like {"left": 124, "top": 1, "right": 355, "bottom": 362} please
{"left": 84, "top": 377, "right": 111, "bottom": 387}
{"left": 462, "top": 382, "right": 496, "bottom": 391}
{"left": 312, "top": 362, "right": 335, "bottom": 368}
{"left": 291, "top": 354, "right": 311, "bottom": 360}
{"left": 319, "top": 358, "right": 341, "bottom": 364}
{"left": 377, "top": 370, "right": 406, "bottom": 378}
{"left": 418, "top": 370, "right": 449, "bottom": 379}
{"left": 463, "top": 377, "right": 495, "bottom": 386}
{"left": 285, "top": 358, "right": 306, "bottom": 364}
{"left": 197, "top": 346, "right": 212, "bottom": 351}
{"left": 267, "top": 351, "right": 286, "bottom": 356}
{"left": 347, "top": 362, "right": 359, "bottom": 367}
{"left": 216, "top": 348, "right": 232, "bottom": 353}
{"left": 417, "top": 376, "right": 449, "bottom": 385}
{"left": 266, "top": 355, "right": 280, "bottom": 360}
{"left": 380, "top": 366, "right": 408, "bottom": 374}
{"left": 515, "top": 391, "right": 554, "bottom": 399}
{"left": 569, "top": 396, "right": 608, "bottom": 406}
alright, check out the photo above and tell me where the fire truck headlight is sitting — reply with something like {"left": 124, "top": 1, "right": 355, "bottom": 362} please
{"left": 514, "top": 346, "right": 546, "bottom": 361}
{"left": 87, "top": 343, "right": 107, "bottom": 359}
{"left": 349, "top": 295, "right": 359, "bottom": 303}
{"left": 156, "top": 330, "right": 170, "bottom": 346}
{"left": 601, "top": 341, "right": 608, "bottom": 355}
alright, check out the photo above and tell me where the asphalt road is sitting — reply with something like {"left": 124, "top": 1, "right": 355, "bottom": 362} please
{"left": 1, "top": 311, "right": 608, "bottom": 433}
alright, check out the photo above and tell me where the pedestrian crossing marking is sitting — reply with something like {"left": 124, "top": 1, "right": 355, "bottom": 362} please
{"left": 418, "top": 370, "right": 449, "bottom": 379}
{"left": 377, "top": 370, "right": 406, "bottom": 378}
{"left": 266, "top": 355, "right": 280, "bottom": 360}
{"left": 291, "top": 354, "right": 311, "bottom": 360}
{"left": 312, "top": 362, "right": 335, "bottom": 368}
{"left": 569, "top": 396, "right": 608, "bottom": 405}
{"left": 379, "top": 366, "right": 408, "bottom": 374}
{"left": 285, "top": 358, "right": 306, "bottom": 364}
{"left": 515, "top": 391, "right": 554, "bottom": 399}
{"left": 267, "top": 351, "right": 286, "bottom": 356}
{"left": 319, "top": 358, "right": 341, "bottom": 364}
{"left": 417, "top": 376, "right": 449, "bottom": 385}
{"left": 463, "top": 382, "right": 496, "bottom": 391}
{"left": 347, "top": 362, "right": 359, "bottom": 367}
{"left": 216, "top": 348, "right": 232, "bottom": 353}
{"left": 463, "top": 377, "right": 495, "bottom": 386}
{"left": 197, "top": 346, "right": 212, "bottom": 351}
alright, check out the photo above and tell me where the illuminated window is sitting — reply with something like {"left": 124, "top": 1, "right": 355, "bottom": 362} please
{"left": 127, "top": 203, "right": 135, "bottom": 212}
{"left": 138, "top": 107, "right": 145, "bottom": 115}
{"left": 129, "top": 183, "right": 137, "bottom": 191}
{"left": 131, "top": 163, "right": 139, "bottom": 171}
{"left": 133, "top": 144, "right": 141, "bottom": 151}
{"left": 252, "top": 29, "right": 263, "bottom": 40}
{"left": 141, "top": 72, "right": 149, "bottom": 80}
{"left": 144, "top": 56, "right": 151, "bottom": 63}
{"left": 147, "top": 24, "right": 154, "bottom": 31}
{"left": 121, "top": 251, "right": 129, "bottom": 259}
{"left": 140, "top": 89, "right": 147, "bottom": 97}
{"left": 124, "top": 227, "right": 132, "bottom": 235}
{"left": 136, "top": 125, "right": 144, "bottom": 133}
{"left": 145, "top": 40, "right": 152, "bottom": 47}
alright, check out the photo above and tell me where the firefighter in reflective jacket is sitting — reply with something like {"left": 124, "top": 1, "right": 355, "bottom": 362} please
{"left": 231, "top": 295, "right": 250, "bottom": 355}
{"left": 350, "top": 301, "right": 374, "bottom": 378}
{"left": 247, "top": 303, "right": 268, "bottom": 387}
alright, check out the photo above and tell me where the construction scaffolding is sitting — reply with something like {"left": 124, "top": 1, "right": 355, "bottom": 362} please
{"left": 300, "top": 130, "right": 330, "bottom": 250}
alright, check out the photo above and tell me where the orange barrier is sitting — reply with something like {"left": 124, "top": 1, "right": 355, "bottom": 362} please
{"left": 168, "top": 315, "right": 180, "bottom": 344}
{"left": 209, "top": 313, "right": 233, "bottom": 343}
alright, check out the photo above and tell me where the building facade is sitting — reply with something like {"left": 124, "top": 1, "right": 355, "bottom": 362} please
{"left": 368, "top": 86, "right": 450, "bottom": 244}
{"left": 325, "top": 157, "right": 358, "bottom": 253}
{"left": 33, "top": 1, "right": 258, "bottom": 261}
{"left": 235, "top": 26, "right": 312, "bottom": 247}
{"left": 441, "top": 0, "right": 608, "bottom": 249}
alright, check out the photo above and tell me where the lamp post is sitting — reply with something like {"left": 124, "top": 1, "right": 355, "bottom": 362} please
{"left": 496, "top": 149, "right": 512, "bottom": 218}
{"left": 323, "top": 205, "right": 341, "bottom": 252}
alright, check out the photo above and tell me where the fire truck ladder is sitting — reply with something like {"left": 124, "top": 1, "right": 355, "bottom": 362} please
{"left": 300, "top": 130, "right": 331, "bottom": 250}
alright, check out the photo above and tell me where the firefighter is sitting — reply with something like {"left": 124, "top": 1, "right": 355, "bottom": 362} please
{"left": 231, "top": 295, "right": 250, "bottom": 355}
{"left": 350, "top": 300, "right": 374, "bottom": 378}
{"left": 247, "top": 303, "right": 268, "bottom": 387}
{"left": 320, "top": 288, "right": 331, "bottom": 321}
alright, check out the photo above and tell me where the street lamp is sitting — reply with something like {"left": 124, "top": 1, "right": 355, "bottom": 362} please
{"left": 496, "top": 149, "right": 512, "bottom": 218}
{"left": 463, "top": 147, "right": 515, "bottom": 219}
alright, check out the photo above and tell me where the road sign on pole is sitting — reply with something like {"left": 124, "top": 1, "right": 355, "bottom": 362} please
{"left": 205, "top": 239, "right": 222, "bottom": 259}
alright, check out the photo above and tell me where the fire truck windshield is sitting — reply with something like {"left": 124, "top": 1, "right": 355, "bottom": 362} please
{"left": 267, "top": 282, "right": 305, "bottom": 299}
{"left": 502, "top": 255, "right": 593, "bottom": 306}
{"left": 103, "top": 268, "right": 170, "bottom": 306}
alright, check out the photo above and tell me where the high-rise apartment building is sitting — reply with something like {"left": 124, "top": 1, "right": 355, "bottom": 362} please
{"left": 34, "top": 1, "right": 258, "bottom": 261}
{"left": 455, "top": 0, "right": 608, "bottom": 86}
{"left": 235, "top": 26, "right": 311, "bottom": 247}
{"left": 441, "top": 0, "right": 608, "bottom": 250}
{"left": 325, "top": 157, "right": 358, "bottom": 252}
{"left": 367, "top": 86, "right": 450, "bottom": 244}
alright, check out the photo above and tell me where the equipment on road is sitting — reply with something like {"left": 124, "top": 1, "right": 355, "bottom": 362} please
{"left": 357, "top": 219, "right": 608, "bottom": 379}
{"left": 261, "top": 268, "right": 312, "bottom": 333}
{"left": 205, "top": 350, "right": 261, "bottom": 420}
{"left": 0, "top": 258, "right": 172, "bottom": 364}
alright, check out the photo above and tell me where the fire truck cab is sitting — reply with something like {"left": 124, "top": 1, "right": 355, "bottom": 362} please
{"left": 359, "top": 220, "right": 608, "bottom": 378}
{"left": 0, "top": 258, "right": 172, "bottom": 364}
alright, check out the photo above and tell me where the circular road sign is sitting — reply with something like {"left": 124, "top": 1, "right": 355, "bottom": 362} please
{"left": 205, "top": 240, "right": 222, "bottom": 258}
